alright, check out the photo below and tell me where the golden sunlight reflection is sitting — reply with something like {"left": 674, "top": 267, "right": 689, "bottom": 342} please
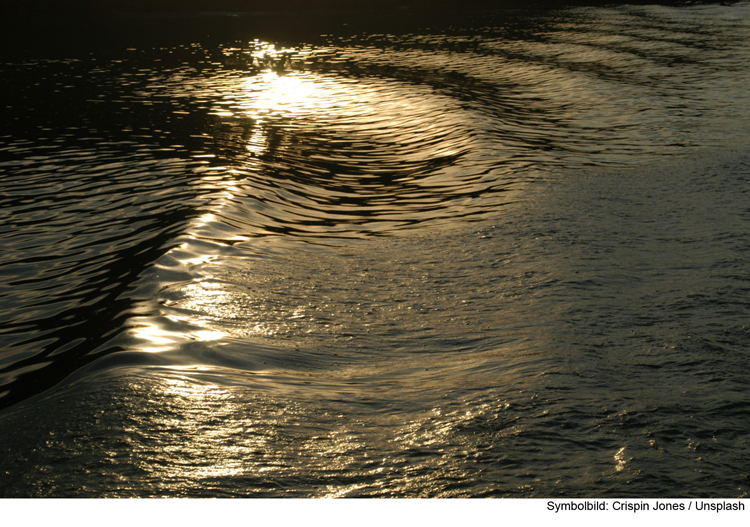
{"left": 136, "top": 378, "right": 253, "bottom": 481}
{"left": 246, "top": 128, "right": 266, "bottom": 158}
{"left": 175, "top": 244, "right": 218, "bottom": 267}
{"left": 125, "top": 376, "right": 367, "bottom": 488}
{"left": 104, "top": 343, "right": 524, "bottom": 495}
{"left": 240, "top": 72, "right": 338, "bottom": 121}
{"left": 131, "top": 317, "right": 226, "bottom": 353}
{"left": 141, "top": 62, "right": 366, "bottom": 352}
{"left": 615, "top": 446, "right": 628, "bottom": 472}
{"left": 209, "top": 52, "right": 378, "bottom": 126}
{"left": 195, "top": 213, "right": 215, "bottom": 227}
{"left": 173, "top": 278, "right": 284, "bottom": 338}
{"left": 142, "top": 43, "right": 498, "bottom": 355}
{"left": 177, "top": 281, "right": 243, "bottom": 322}
{"left": 133, "top": 323, "right": 176, "bottom": 351}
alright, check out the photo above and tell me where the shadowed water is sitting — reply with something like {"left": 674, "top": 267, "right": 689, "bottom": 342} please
{"left": 0, "top": 2, "right": 749, "bottom": 497}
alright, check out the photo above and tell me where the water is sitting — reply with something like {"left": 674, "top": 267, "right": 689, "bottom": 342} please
{"left": 1, "top": 2, "right": 749, "bottom": 497}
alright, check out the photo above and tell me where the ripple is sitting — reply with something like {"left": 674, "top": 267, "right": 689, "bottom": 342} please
{"left": 2, "top": 1, "right": 749, "bottom": 422}
{"left": 187, "top": 70, "right": 527, "bottom": 242}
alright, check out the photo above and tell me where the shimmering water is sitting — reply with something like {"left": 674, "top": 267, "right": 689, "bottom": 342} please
{"left": 1, "top": 2, "right": 749, "bottom": 497}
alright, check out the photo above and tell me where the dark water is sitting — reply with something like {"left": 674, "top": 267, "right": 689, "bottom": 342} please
{"left": 1, "top": 2, "right": 749, "bottom": 497}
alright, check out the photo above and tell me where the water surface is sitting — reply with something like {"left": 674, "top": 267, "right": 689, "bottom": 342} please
{"left": 1, "top": 2, "right": 749, "bottom": 497}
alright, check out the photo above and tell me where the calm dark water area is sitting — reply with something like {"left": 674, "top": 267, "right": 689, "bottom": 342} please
{"left": 1, "top": 2, "right": 749, "bottom": 497}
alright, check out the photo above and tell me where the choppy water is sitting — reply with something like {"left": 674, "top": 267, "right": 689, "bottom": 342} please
{"left": 1, "top": 2, "right": 749, "bottom": 497}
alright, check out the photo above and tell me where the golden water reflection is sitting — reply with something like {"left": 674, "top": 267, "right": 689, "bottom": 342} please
{"left": 143, "top": 52, "right": 473, "bottom": 348}
{"left": 132, "top": 319, "right": 226, "bottom": 353}
{"left": 130, "top": 378, "right": 254, "bottom": 482}
{"left": 120, "top": 372, "right": 496, "bottom": 497}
